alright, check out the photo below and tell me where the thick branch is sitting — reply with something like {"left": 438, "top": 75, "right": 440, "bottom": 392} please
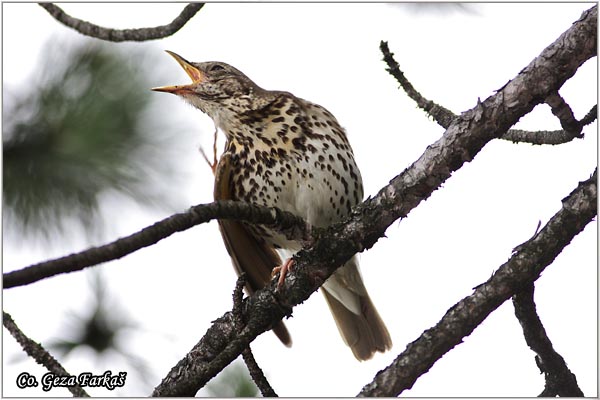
{"left": 3, "top": 311, "right": 89, "bottom": 397}
{"left": 358, "top": 169, "right": 596, "bottom": 397}
{"left": 152, "top": 8, "right": 597, "bottom": 396}
{"left": 513, "top": 285, "right": 584, "bottom": 397}
{"left": 3, "top": 201, "right": 311, "bottom": 289}
{"left": 38, "top": 3, "right": 204, "bottom": 42}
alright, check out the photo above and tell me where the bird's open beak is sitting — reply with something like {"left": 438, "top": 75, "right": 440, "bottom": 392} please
{"left": 152, "top": 50, "right": 205, "bottom": 94}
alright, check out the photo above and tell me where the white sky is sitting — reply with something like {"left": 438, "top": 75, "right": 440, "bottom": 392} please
{"left": 2, "top": 2, "right": 597, "bottom": 397}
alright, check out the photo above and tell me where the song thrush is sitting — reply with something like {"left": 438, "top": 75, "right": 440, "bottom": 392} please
{"left": 153, "top": 51, "right": 392, "bottom": 360}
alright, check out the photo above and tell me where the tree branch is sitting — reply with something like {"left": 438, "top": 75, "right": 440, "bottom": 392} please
{"left": 504, "top": 102, "right": 595, "bottom": 146}
{"left": 379, "top": 40, "right": 455, "bottom": 128}
{"left": 199, "top": 128, "right": 219, "bottom": 175}
{"left": 3, "top": 311, "right": 90, "bottom": 397}
{"left": 580, "top": 104, "right": 597, "bottom": 126}
{"left": 513, "top": 285, "right": 584, "bottom": 397}
{"left": 3, "top": 201, "right": 311, "bottom": 289}
{"left": 380, "top": 9, "right": 597, "bottom": 146}
{"left": 232, "top": 275, "right": 278, "bottom": 397}
{"left": 38, "top": 3, "right": 204, "bottom": 42}
{"left": 358, "top": 169, "right": 596, "bottom": 397}
{"left": 152, "top": 7, "right": 597, "bottom": 396}
{"left": 501, "top": 128, "right": 584, "bottom": 145}
{"left": 545, "top": 92, "right": 583, "bottom": 138}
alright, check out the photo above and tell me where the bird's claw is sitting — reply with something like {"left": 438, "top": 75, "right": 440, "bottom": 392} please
{"left": 272, "top": 258, "right": 295, "bottom": 289}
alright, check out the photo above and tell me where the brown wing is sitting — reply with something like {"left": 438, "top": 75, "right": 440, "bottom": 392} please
{"left": 214, "top": 152, "right": 292, "bottom": 346}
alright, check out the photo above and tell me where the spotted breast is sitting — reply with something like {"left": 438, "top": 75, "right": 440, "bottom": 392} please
{"left": 223, "top": 93, "right": 363, "bottom": 251}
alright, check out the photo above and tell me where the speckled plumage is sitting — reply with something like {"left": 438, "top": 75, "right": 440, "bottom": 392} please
{"left": 153, "top": 52, "right": 392, "bottom": 360}
{"left": 219, "top": 92, "right": 363, "bottom": 251}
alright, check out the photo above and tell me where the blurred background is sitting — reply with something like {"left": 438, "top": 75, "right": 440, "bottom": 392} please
{"left": 2, "top": 3, "right": 597, "bottom": 397}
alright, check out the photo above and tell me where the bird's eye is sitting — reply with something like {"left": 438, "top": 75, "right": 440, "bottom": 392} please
{"left": 209, "top": 64, "right": 225, "bottom": 72}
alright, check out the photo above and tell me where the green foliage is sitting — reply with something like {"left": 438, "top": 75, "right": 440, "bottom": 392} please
{"left": 3, "top": 38, "right": 186, "bottom": 241}
{"left": 45, "top": 270, "right": 154, "bottom": 391}
{"left": 48, "top": 271, "right": 131, "bottom": 357}
{"left": 204, "top": 361, "right": 259, "bottom": 397}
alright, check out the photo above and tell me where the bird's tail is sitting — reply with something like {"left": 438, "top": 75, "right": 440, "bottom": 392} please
{"left": 321, "top": 257, "right": 392, "bottom": 361}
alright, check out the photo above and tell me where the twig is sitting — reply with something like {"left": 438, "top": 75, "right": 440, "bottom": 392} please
{"left": 379, "top": 41, "right": 455, "bottom": 128}
{"left": 3, "top": 311, "right": 89, "bottom": 397}
{"left": 501, "top": 129, "right": 581, "bottom": 145}
{"left": 503, "top": 103, "right": 595, "bottom": 145}
{"left": 38, "top": 3, "right": 204, "bottom": 42}
{"left": 580, "top": 104, "right": 597, "bottom": 126}
{"left": 3, "top": 201, "right": 312, "bottom": 289}
{"left": 240, "top": 347, "right": 276, "bottom": 397}
{"left": 199, "top": 148, "right": 215, "bottom": 175}
{"left": 232, "top": 274, "right": 278, "bottom": 397}
{"left": 212, "top": 128, "right": 218, "bottom": 171}
{"left": 232, "top": 274, "right": 246, "bottom": 328}
{"left": 199, "top": 128, "right": 219, "bottom": 175}
{"left": 513, "top": 285, "right": 584, "bottom": 397}
{"left": 358, "top": 169, "right": 596, "bottom": 397}
{"left": 380, "top": 38, "right": 596, "bottom": 146}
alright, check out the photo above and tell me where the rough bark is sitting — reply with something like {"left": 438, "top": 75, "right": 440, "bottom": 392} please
{"left": 358, "top": 170, "right": 596, "bottom": 397}
{"left": 3, "top": 312, "right": 90, "bottom": 397}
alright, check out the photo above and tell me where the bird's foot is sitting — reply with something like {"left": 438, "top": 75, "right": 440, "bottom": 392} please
{"left": 272, "top": 258, "right": 295, "bottom": 289}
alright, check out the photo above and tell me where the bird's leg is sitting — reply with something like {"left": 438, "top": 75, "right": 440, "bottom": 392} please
{"left": 272, "top": 258, "right": 295, "bottom": 289}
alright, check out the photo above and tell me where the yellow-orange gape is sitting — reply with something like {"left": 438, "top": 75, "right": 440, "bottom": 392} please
{"left": 153, "top": 51, "right": 391, "bottom": 360}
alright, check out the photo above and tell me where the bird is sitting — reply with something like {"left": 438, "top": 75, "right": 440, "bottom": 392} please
{"left": 152, "top": 51, "right": 392, "bottom": 361}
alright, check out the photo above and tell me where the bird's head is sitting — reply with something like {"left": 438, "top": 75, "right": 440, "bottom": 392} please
{"left": 152, "top": 51, "right": 265, "bottom": 124}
